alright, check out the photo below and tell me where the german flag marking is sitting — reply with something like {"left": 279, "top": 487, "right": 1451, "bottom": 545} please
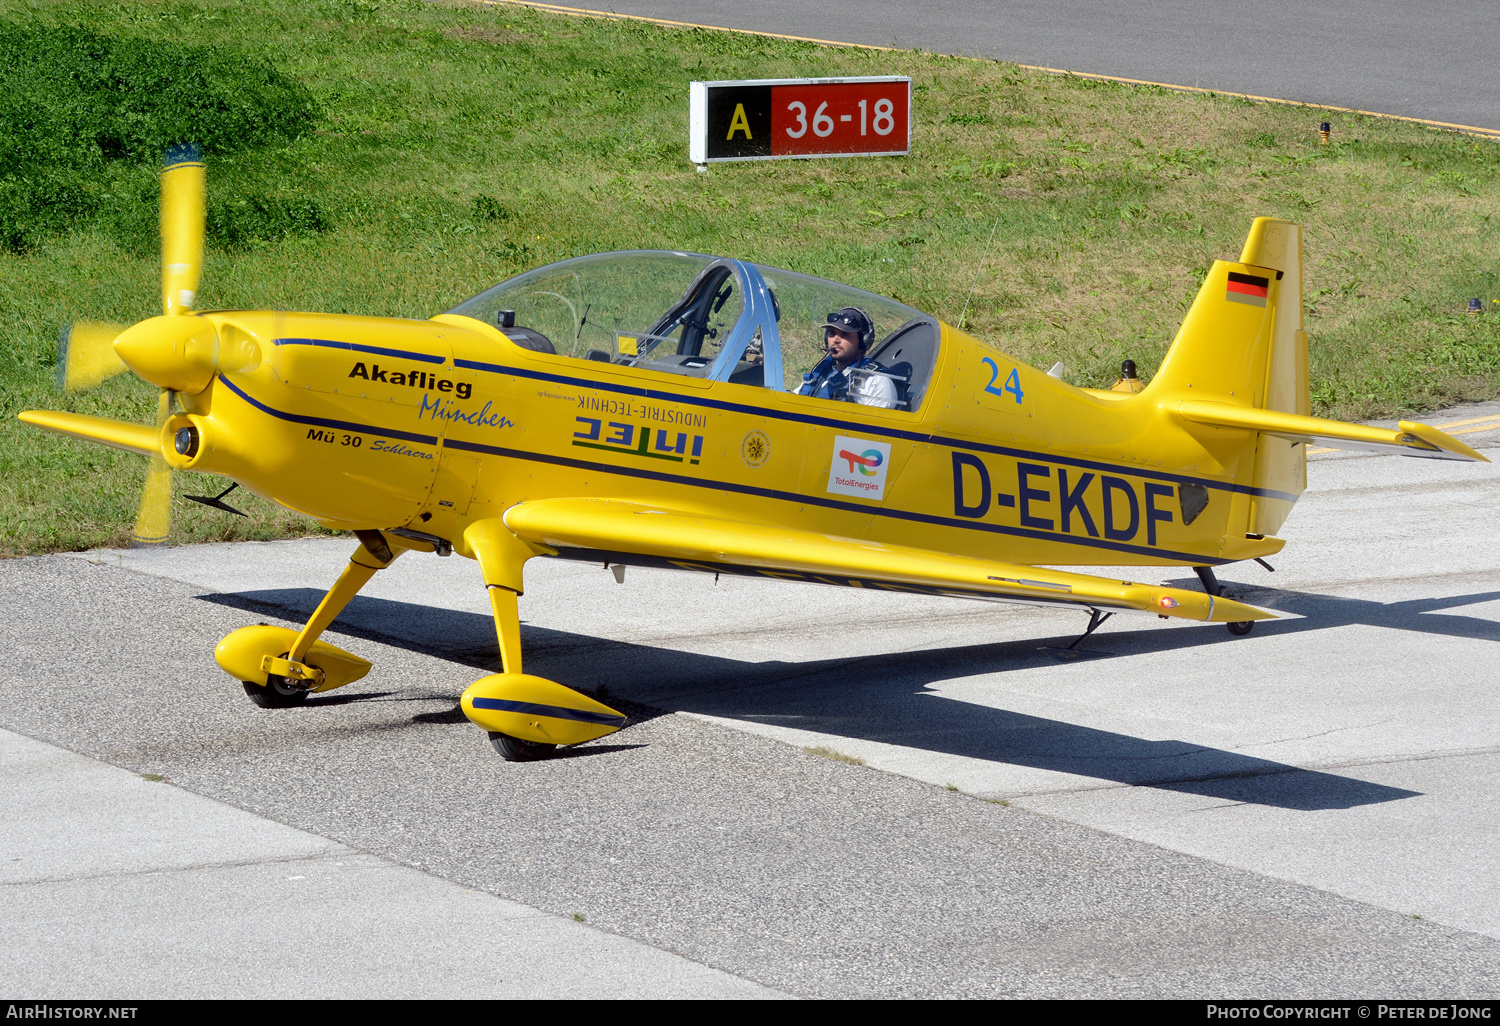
{"left": 1226, "top": 271, "right": 1270, "bottom": 307}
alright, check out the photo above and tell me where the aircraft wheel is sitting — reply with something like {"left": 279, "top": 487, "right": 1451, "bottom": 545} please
{"left": 1226, "top": 620, "right": 1254, "bottom": 636}
{"left": 242, "top": 677, "right": 309, "bottom": 708}
{"left": 488, "top": 731, "right": 556, "bottom": 762}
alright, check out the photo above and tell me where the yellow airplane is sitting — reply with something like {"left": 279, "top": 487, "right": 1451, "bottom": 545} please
{"left": 21, "top": 147, "right": 1488, "bottom": 761}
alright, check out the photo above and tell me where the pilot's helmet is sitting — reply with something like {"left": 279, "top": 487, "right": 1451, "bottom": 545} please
{"left": 821, "top": 307, "right": 874, "bottom": 351}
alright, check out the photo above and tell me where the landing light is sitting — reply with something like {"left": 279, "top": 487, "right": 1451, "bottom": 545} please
{"left": 174, "top": 425, "right": 200, "bottom": 458}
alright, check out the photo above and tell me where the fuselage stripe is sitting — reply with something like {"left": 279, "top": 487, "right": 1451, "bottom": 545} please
{"left": 453, "top": 357, "right": 1299, "bottom": 503}
{"left": 221, "top": 370, "right": 1236, "bottom": 565}
{"left": 274, "top": 337, "right": 447, "bottom": 365}
{"left": 470, "top": 696, "right": 626, "bottom": 727}
{"left": 217, "top": 375, "right": 440, "bottom": 446}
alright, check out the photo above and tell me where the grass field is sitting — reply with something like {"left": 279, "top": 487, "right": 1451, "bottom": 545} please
{"left": 3, "top": 0, "right": 1499, "bottom": 555}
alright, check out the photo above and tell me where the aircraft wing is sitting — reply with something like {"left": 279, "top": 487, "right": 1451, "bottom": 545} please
{"left": 1174, "top": 401, "right": 1488, "bottom": 461}
{"left": 502, "top": 498, "right": 1273, "bottom": 624}
{"left": 18, "top": 411, "right": 160, "bottom": 457}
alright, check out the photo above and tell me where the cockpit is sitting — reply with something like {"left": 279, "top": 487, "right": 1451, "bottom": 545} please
{"left": 445, "top": 251, "right": 942, "bottom": 412}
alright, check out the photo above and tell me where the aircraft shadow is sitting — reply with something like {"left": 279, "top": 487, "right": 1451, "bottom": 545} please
{"left": 198, "top": 587, "right": 1450, "bottom": 811}
{"left": 1174, "top": 580, "right": 1500, "bottom": 645}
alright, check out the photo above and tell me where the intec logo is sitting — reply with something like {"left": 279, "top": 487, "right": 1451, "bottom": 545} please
{"left": 840, "top": 448, "right": 884, "bottom": 476}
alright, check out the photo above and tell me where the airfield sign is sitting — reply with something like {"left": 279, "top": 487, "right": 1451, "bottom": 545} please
{"left": 689, "top": 76, "right": 911, "bottom": 164}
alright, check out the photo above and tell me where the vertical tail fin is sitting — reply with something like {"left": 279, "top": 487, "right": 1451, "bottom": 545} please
{"left": 1150, "top": 218, "right": 1307, "bottom": 536}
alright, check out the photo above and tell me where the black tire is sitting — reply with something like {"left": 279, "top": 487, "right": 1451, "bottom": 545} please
{"left": 242, "top": 676, "right": 309, "bottom": 708}
{"left": 1226, "top": 620, "right": 1254, "bottom": 636}
{"left": 488, "top": 731, "right": 556, "bottom": 762}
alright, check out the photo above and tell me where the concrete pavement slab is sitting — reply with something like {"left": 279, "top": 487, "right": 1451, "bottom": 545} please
{"left": 1018, "top": 750, "right": 1500, "bottom": 940}
{"left": 2, "top": 730, "right": 338, "bottom": 885}
{"left": 0, "top": 729, "right": 779, "bottom": 999}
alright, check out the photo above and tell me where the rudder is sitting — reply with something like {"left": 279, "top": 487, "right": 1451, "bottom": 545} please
{"left": 1150, "top": 217, "right": 1307, "bottom": 536}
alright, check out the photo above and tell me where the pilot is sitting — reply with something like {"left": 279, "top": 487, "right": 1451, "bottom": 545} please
{"left": 797, "top": 307, "right": 898, "bottom": 408}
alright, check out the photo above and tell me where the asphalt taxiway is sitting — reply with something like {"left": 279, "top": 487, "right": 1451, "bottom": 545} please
{"left": 2, "top": 404, "right": 1498, "bottom": 998}
{"left": 564, "top": 0, "right": 1500, "bottom": 132}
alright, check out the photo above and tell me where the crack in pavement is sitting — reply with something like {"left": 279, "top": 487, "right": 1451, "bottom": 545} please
{"left": 974, "top": 744, "right": 1500, "bottom": 801}
{"left": 1237, "top": 718, "right": 1398, "bottom": 750}
{"left": 1, "top": 849, "right": 348, "bottom": 889}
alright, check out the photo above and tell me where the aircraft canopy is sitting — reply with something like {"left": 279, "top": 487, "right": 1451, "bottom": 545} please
{"left": 446, "top": 251, "right": 933, "bottom": 398}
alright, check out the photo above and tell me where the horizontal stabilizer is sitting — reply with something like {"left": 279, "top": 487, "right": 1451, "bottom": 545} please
{"left": 504, "top": 498, "right": 1274, "bottom": 624}
{"left": 1174, "top": 401, "right": 1488, "bottom": 462}
{"left": 18, "top": 410, "right": 161, "bottom": 457}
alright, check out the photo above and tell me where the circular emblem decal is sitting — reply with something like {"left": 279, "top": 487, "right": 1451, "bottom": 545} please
{"left": 741, "top": 430, "right": 771, "bottom": 468}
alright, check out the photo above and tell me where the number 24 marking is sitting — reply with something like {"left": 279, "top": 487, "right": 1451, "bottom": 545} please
{"left": 980, "top": 357, "right": 1024, "bottom": 404}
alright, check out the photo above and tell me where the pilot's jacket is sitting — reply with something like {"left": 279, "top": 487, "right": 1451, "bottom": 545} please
{"left": 798, "top": 356, "right": 897, "bottom": 407}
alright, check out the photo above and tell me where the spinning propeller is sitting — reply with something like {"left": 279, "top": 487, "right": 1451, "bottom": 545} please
{"left": 55, "top": 144, "right": 239, "bottom": 544}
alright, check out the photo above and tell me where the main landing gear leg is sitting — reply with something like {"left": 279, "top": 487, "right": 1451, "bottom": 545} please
{"left": 287, "top": 531, "right": 395, "bottom": 662}
{"left": 459, "top": 520, "right": 626, "bottom": 762}
{"left": 1195, "top": 565, "right": 1254, "bottom": 636}
{"left": 488, "top": 585, "right": 524, "bottom": 676}
{"left": 217, "top": 530, "right": 400, "bottom": 707}
{"left": 480, "top": 584, "right": 554, "bottom": 762}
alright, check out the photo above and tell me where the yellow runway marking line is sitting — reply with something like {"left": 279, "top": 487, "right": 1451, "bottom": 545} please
{"left": 477, "top": 0, "right": 1500, "bottom": 141}
{"left": 1433, "top": 413, "right": 1500, "bottom": 432}
{"left": 1309, "top": 415, "right": 1500, "bottom": 455}
{"left": 1446, "top": 421, "right": 1500, "bottom": 438}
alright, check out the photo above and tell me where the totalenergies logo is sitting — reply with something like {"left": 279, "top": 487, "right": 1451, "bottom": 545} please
{"left": 826, "top": 435, "right": 892, "bottom": 501}
{"left": 840, "top": 447, "right": 884, "bottom": 477}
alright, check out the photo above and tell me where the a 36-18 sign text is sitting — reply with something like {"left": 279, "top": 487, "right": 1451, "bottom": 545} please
{"left": 689, "top": 77, "right": 911, "bottom": 164}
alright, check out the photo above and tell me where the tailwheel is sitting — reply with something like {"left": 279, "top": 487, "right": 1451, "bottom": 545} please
{"left": 488, "top": 732, "right": 557, "bottom": 762}
{"left": 1195, "top": 566, "right": 1255, "bottom": 637}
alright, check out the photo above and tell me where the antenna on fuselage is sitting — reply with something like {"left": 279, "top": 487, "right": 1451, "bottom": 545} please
{"left": 184, "top": 481, "right": 247, "bottom": 517}
{"left": 957, "top": 212, "right": 1004, "bottom": 332}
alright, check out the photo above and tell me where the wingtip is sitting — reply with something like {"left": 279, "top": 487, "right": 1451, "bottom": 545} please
{"left": 1209, "top": 594, "right": 1277, "bottom": 623}
{"left": 1398, "top": 420, "right": 1489, "bottom": 462}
